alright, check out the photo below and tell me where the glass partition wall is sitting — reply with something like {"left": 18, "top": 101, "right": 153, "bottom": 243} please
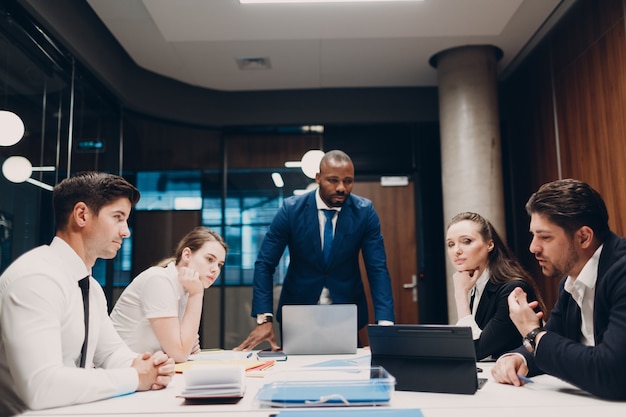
{"left": 0, "top": 5, "right": 123, "bottom": 271}
{"left": 1, "top": 3, "right": 328, "bottom": 348}
{"left": 0, "top": 3, "right": 441, "bottom": 349}
{"left": 122, "top": 116, "right": 324, "bottom": 348}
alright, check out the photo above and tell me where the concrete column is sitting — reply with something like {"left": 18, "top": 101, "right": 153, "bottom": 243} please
{"left": 430, "top": 45, "right": 504, "bottom": 323}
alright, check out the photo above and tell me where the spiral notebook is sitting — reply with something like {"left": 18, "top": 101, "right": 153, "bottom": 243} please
{"left": 177, "top": 364, "right": 245, "bottom": 402}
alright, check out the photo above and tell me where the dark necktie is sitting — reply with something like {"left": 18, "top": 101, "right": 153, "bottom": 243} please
{"left": 322, "top": 209, "right": 335, "bottom": 263}
{"left": 469, "top": 286, "right": 476, "bottom": 311}
{"left": 78, "top": 276, "right": 90, "bottom": 368}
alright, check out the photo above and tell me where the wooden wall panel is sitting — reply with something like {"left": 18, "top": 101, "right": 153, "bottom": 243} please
{"left": 550, "top": 0, "right": 624, "bottom": 77}
{"left": 123, "top": 115, "right": 222, "bottom": 171}
{"left": 225, "top": 134, "right": 322, "bottom": 169}
{"left": 501, "top": 42, "right": 560, "bottom": 312}
{"left": 555, "top": 18, "right": 626, "bottom": 236}
{"left": 501, "top": 0, "right": 626, "bottom": 312}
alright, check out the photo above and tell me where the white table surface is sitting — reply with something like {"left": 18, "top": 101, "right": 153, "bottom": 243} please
{"left": 20, "top": 349, "right": 626, "bottom": 417}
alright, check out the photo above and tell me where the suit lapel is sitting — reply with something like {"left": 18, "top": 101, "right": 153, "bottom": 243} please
{"left": 474, "top": 281, "right": 496, "bottom": 324}
{"left": 565, "top": 293, "right": 583, "bottom": 341}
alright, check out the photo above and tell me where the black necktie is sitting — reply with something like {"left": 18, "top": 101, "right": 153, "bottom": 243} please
{"left": 78, "top": 276, "right": 90, "bottom": 368}
{"left": 469, "top": 286, "right": 477, "bottom": 311}
{"left": 322, "top": 210, "right": 335, "bottom": 263}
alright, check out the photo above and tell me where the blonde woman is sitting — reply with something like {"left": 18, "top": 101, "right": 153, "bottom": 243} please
{"left": 111, "top": 227, "right": 227, "bottom": 362}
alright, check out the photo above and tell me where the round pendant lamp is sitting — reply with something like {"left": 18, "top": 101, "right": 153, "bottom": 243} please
{"left": 300, "top": 149, "right": 325, "bottom": 179}
{"left": 2, "top": 156, "right": 32, "bottom": 183}
{"left": 0, "top": 110, "right": 25, "bottom": 147}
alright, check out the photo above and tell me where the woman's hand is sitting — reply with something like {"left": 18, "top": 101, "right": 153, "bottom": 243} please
{"left": 178, "top": 266, "right": 204, "bottom": 296}
{"left": 453, "top": 268, "right": 479, "bottom": 295}
{"left": 453, "top": 268, "right": 480, "bottom": 317}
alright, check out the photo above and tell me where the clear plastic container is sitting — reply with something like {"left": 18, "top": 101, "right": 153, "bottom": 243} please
{"left": 255, "top": 366, "right": 395, "bottom": 408}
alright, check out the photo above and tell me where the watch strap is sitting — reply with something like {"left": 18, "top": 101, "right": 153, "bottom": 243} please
{"left": 256, "top": 313, "right": 274, "bottom": 325}
{"left": 523, "top": 327, "right": 545, "bottom": 353}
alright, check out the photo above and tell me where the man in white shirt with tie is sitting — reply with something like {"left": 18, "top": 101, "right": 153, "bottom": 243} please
{"left": 0, "top": 172, "right": 175, "bottom": 415}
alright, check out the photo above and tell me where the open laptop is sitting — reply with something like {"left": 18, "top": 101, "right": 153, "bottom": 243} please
{"left": 281, "top": 304, "right": 358, "bottom": 355}
{"left": 368, "top": 324, "right": 486, "bottom": 394}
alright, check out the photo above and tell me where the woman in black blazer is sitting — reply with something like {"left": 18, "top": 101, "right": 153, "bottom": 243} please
{"left": 445, "top": 212, "right": 546, "bottom": 360}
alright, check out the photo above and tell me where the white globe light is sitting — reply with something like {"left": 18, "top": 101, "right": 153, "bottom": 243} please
{"left": 0, "top": 111, "right": 25, "bottom": 146}
{"left": 300, "top": 149, "right": 325, "bottom": 179}
{"left": 2, "top": 156, "right": 33, "bottom": 183}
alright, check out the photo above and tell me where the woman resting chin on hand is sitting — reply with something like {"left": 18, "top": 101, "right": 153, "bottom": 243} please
{"left": 110, "top": 227, "right": 227, "bottom": 363}
{"left": 445, "top": 212, "right": 546, "bottom": 361}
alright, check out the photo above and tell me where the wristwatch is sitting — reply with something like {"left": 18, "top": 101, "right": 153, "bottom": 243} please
{"left": 256, "top": 313, "right": 273, "bottom": 325}
{"left": 523, "top": 327, "right": 545, "bottom": 354}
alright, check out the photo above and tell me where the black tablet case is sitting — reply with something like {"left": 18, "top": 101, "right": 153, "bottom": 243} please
{"left": 368, "top": 324, "right": 480, "bottom": 395}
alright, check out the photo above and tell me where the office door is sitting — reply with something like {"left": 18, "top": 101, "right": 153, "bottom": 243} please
{"left": 354, "top": 181, "right": 419, "bottom": 344}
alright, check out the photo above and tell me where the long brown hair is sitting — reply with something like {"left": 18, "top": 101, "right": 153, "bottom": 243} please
{"left": 447, "top": 212, "right": 547, "bottom": 314}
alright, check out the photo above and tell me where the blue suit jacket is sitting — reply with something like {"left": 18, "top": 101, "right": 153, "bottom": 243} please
{"left": 515, "top": 232, "right": 626, "bottom": 400}
{"left": 251, "top": 191, "right": 395, "bottom": 328}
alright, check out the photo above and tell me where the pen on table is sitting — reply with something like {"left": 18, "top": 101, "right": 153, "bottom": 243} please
{"left": 518, "top": 375, "right": 534, "bottom": 384}
{"left": 246, "top": 352, "right": 253, "bottom": 358}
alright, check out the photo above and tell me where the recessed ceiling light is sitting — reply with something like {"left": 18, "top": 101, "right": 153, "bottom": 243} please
{"left": 236, "top": 57, "right": 272, "bottom": 71}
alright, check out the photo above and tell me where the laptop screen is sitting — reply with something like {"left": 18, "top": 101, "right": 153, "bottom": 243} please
{"left": 281, "top": 304, "right": 358, "bottom": 355}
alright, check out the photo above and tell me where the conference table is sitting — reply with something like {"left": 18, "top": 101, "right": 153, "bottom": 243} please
{"left": 20, "top": 349, "right": 626, "bottom": 417}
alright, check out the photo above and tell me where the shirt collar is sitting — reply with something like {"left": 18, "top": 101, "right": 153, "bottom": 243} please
{"left": 50, "top": 236, "right": 91, "bottom": 282}
{"left": 315, "top": 188, "right": 342, "bottom": 212}
{"left": 475, "top": 268, "right": 490, "bottom": 293}
{"left": 565, "top": 244, "right": 603, "bottom": 294}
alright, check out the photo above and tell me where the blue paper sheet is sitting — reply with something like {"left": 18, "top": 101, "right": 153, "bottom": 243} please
{"left": 274, "top": 409, "right": 424, "bottom": 416}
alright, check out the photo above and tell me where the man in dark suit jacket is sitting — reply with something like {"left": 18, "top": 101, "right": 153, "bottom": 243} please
{"left": 492, "top": 179, "right": 626, "bottom": 400}
{"left": 235, "top": 150, "right": 395, "bottom": 351}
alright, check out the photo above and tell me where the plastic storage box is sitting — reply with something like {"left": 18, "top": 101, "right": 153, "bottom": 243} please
{"left": 255, "top": 366, "right": 395, "bottom": 408}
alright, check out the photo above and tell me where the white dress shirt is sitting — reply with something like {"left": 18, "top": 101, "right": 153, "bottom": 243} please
{"left": 111, "top": 262, "right": 188, "bottom": 353}
{"left": 563, "top": 244, "right": 602, "bottom": 346}
{"left": 316, "top": 189, "right": 340, "bottom": 250}
{"left": 456, "top": 268, "right": 490, "bottom": 339}
{"left": 0, "top": 237, "right": 138, "bottom": 411}
{"left": 316, "top": 190, "right": 339, "bottom": 305}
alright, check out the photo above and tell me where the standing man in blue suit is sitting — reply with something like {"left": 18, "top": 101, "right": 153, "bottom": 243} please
{"left": 492, "top": 179, "right": 626, "bottom": 400}
{"left": 235, "top": 150, "right": 395, "bottom": 351}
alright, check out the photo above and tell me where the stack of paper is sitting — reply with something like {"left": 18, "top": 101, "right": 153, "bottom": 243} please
{"left": 178, "top": 364, "right": 245, "bottom": 400}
